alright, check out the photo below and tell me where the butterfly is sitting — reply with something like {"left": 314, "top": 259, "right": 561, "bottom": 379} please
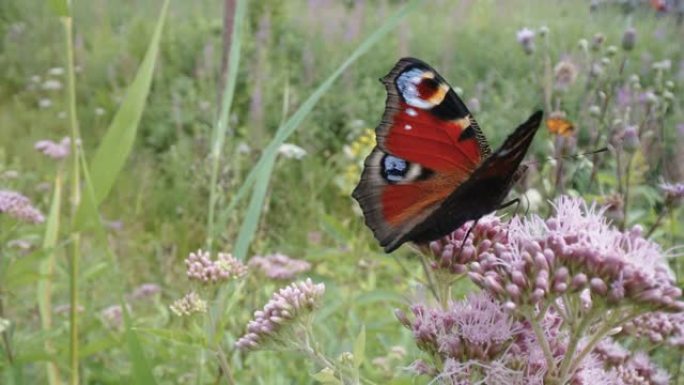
{"left": 352, "top": 57, "right": 543, "bottom": 253}
{"left": 546, "top": 116, "right": 574, "bottom": 137}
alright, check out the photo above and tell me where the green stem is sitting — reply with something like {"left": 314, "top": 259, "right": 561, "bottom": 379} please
{"left": 557, "top": 307, "right": 596, "bottom": 383}
{"left": 621, "top": 154, "right": 633, "bottom": 231}
{"left": 525, "top": 307, "right": 556, "bottom": 377}
{"left": 63, "top": 13, "right": 82, "bottom": 385}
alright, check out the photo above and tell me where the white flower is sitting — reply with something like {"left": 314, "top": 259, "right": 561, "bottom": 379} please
{"left": 38, "top": 99, "right": 52, "bottom": 109}
{"left": 42, "top": 79, "right": 62, "bottom": 91}
{"left": 57, "top": 111, "right": 67, "bottom": 119}
{"left": 236, "top": 142, "right": 251, "bottom": 154}
{"left": 278, "top": 143, "right": 307, "bottom": 160}
{"left": 0, "top": 318, "right": 9, "bottom": 333}
{"left": 30, "top": 75, "right": 41, "bottom": 83}
{"left": 94, "top": 107, "right": 105, "bottom": 116}
{"left": 47, "top": 67, "right": 65, "bottom": 76}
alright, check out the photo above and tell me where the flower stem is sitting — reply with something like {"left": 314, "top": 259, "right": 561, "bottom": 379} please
{"left": 557, "top": 307, "right": 596, "bottom": 383}
{"left": 525, "top": 307, "right": 556, "bottom": 377}
{"left": 62, "top": 13, "right": 82, "bottom": 385}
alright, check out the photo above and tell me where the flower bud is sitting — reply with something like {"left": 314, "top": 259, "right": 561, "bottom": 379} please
{"left": 578, "top": 39, "right": 589, "bottom": 51}
{"left": 588, "top": 105, "right": 601, "bottom": 117}
{"left": 622, "top": 27, "right": 636, "bottom": 51}
{"left": 621, "top": 125, "right": 639, "bottom": 153}
{"left": 606, "top": 46, "right": 618, "bottom": 56}
{"left": 591, "top": 33, "right": 605, "bottom": 51}
{"left": 590, "top": 277, "right": 608, "bottom": 295}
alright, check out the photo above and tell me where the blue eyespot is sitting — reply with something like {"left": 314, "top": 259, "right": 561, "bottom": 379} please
{"left": 382, "top": 155, "right": 408, "bottom": 182}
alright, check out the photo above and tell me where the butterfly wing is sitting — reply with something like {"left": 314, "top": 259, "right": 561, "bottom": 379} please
{"left": 394, "top": 110, "right": 544, "bottom": 248}
{"left": 352, "top": 57, "right": 489, "bottom": 251}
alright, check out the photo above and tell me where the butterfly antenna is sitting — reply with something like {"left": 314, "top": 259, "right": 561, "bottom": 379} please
{"left": 525, "top": 147, "right": 609, "bottom": 167}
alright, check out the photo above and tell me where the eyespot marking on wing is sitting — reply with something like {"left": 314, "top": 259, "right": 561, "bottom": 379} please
{"left": 380, "top": 153, "right": 431, "bottom": 184}
{"left": 396, "top": 68, "right": 450, "bottom": 109}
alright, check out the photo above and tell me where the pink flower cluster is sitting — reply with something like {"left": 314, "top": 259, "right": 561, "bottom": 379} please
{"left": 0, "top": 190, "right": 45, "bottom": 224}
{"left": 400, "top": 294, "right": 673, "bottom": 384}
{"left": 34, "top": 137, "right": 74, "bottom": 160}
{"left": 621, "top": 311, "right": 684, "bottom": 346}
{"left": 249, "top": 252, "right": 311, "bottom": 280}
{"left": 432, "top": 197, "right": 683, "bottom": 312}
{"left": 185, "top": 249, "right": 247, "bottom": 283}
{"left": 594, "top": 339, "right": 670, "bottom": 385}
{"left": 659, "top": 182, "right": 684, "bottom": 204}
{"left": 236, "top": 278, "right": 325, "bottom": 351}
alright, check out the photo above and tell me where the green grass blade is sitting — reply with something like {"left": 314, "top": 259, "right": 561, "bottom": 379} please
{"left": 74, "top": 0, "right": 170, "bottom": 229}
{"left": 233, "top": 152, "right": 276, "bottom": 261}
{"left": 78, "top": 124, "right": 158, "bottom": 385}
{"left": 206, "top": 0, "right": 248, "bottom": 249}
{"left": 227, "top": 0, "right": 420, "bottom": 260}
{"left": 38, "top": 171, "right": 64, "bottom": 385}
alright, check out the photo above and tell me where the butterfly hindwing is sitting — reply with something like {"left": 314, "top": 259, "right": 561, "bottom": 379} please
{"left": 352, "top": 57, "right": 489, "bottom": 251}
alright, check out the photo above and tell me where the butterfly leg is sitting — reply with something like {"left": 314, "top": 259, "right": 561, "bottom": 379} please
{"left": 498, "top": 198, "right": 520, "bottom": 211}
{"left": 453, "top": 218, "right": 479, "bottom": 264}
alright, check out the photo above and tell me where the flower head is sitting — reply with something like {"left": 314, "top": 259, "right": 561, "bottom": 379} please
{"left": 235, "top": 278, "right": 325, "bottom": 351}
{"left": 277, "top": 143, "right": 307, "bottom": 159}
{"left": 659, "top": 182, "right": 684, "bottom": 205}
{"left": 622, "top": 27, "right": 636, "bottom": 51}
{"left": 453, "top": 196, "right": 681, "bottom": 311}
{"left": 34, "top": 137, "right": 73, "bottom": 160}
{"left": 185, "top": 249, "right": 247, "bottom": 284}
{"left": 169, "top": 291, "right": 207, "bottom": 316}
{"left": 249, "top": 253, "right": 311, "bottom": 280}
{"left": 554, "top": 60, "right": 578, "bottom": 90}
{"left": 129, "top": 283, "right": 161, "bottom": 301}
{"left": 100, "top": 304, "right": 131, "bottom": 329}
{"left": 0, "top": 190, "right": 45, "bottom": 224}
{"left": 516, "top": 28, "right": 535, "bottom": 55}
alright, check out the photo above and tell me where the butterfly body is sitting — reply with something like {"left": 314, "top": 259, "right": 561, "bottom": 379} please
{"left": 352, "top": 58, "right": 543, "bottom": 252}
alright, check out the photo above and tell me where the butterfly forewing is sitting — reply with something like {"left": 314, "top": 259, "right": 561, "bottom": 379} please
{"left": 352, "top": 57, "right": 490, "bottom": 251}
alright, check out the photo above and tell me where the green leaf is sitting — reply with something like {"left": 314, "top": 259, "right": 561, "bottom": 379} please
{"left": 74, "top": 0, "right": 169, "bottom": 229}
{"left": 311, "top": 368, "right": 342, "bottom": 385}
{"left": 122, "top": 301, "right": 157, "bottom": 385}
{"left": 353, "top": 326, "right": 366, "bottom": 369}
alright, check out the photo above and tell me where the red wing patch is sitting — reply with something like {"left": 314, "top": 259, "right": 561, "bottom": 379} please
{"left": 385, "top": 101, "right": 481, "bottom": 172}
{"left": 381, "top": 172, "right": 465, "bottom": 226}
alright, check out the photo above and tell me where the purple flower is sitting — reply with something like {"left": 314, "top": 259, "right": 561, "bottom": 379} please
{"left": 0, "top": 190, "right": 45, "bottom": 224}
{"left": 129, "top": 283, "right": 161, "bottom": 301}
{"left": 621, "top": 311, "right": 684, "bottom": 346}
{"left": 34, "top": 137, "right": 74, "bottom": 160}
{"left": 659, "top": 182, "right": 684, "bottom": 205}
{"left": 235, "top": 278, "right": 325, "bottom": 351}
{"left": 249, "top": 253, "right": 311, "bottom": 280}
{"left": 516, "top": 28, "right": 535, "bottom": 55}
{"left": 185, "top": 249, "right": 247, "bottom": 284}
{"left": 100, "top": 304, "right": 131, "bottom": 329}
{"left": 460, "top": 196, "right": 682, "bottom": 311}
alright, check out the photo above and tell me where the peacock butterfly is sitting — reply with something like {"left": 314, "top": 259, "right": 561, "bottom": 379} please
{"left": 352, "top": 57, "right": 543, "bottom": 252}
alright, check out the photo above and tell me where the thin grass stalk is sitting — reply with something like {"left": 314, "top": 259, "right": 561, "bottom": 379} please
{"left": 206, "top": 0, "right": 247, "bottom": 250}
{"left": 38, "top": 169, "right": 64, "bottom": 385}
{"left": 62, "top": 12, "right": 82, "bottom": 385}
